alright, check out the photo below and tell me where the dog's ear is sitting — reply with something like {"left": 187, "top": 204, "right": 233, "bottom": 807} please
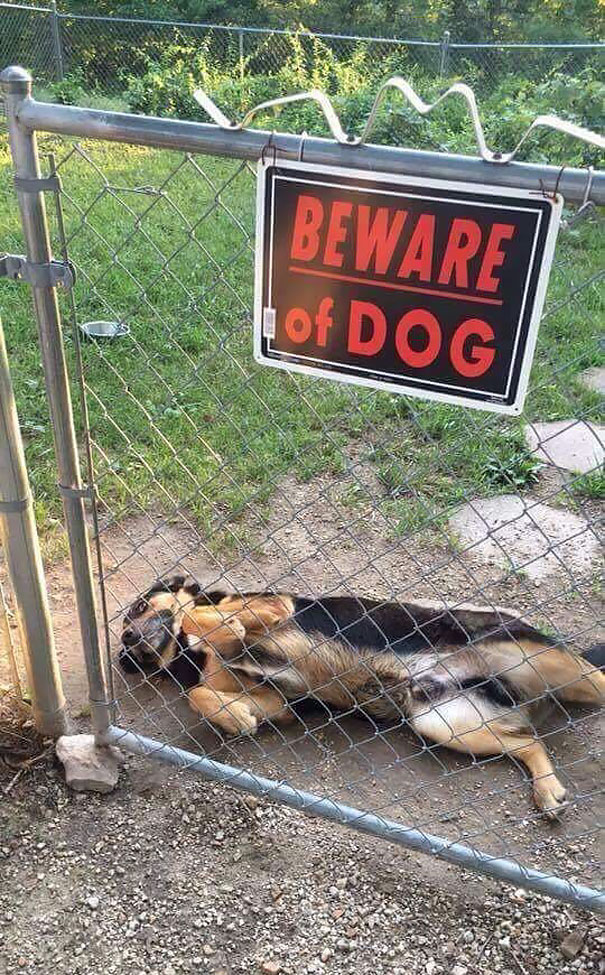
{"left": 200, "top": 589, "right": 227, "bottom": 604}
{"left": 188, "top": 588, "right": 228, "bottom": 606}
{"left": 173, "top": 577, "right": 224, "bottom": 601}
{"left": 145, "top": 574, "right": 186, "bottom": 597}
{"left": 167, "top": 574, "right": 188, "bottom": 593}
{"left": 176, "top": 577, "right": 200, "bottom": 598}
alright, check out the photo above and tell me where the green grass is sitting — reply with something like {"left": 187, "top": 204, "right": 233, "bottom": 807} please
{"left": 571, "top": 467, "right": 605, "bottom": 501}
{"left": 0, "top": 133, "right": 603, "bottom": 558}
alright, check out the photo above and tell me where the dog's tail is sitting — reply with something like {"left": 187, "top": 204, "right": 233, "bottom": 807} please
{"left": 582, "top": 643, "right": 605, "bottom": 672}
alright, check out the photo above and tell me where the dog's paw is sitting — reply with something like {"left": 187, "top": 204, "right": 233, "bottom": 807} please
{"left": 534, "top": 774, "right": 568, "bottom": 820}
{"left": 217, "top": 701, "right": 259, "bottom": 737}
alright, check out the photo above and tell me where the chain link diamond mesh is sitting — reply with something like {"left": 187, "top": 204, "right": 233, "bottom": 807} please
{"left": 21, "top": 126, "right": 600, "bottom": 904}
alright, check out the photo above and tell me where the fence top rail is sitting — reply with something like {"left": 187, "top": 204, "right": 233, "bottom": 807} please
{"left": 450, "top": 40, "right": 605, "bottom": 49}
{"left": 0, "top": 3, "right": 603, "bottom": 49}
{"left": 4, "top": 78, "right": 604, "bottom": 206}
{"left": 0, "top": 1, "right": 51, "bottom": 12}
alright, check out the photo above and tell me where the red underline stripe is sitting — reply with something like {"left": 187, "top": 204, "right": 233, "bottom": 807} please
{"left": 288, "top": 265, "right": 504, "bottom": 306}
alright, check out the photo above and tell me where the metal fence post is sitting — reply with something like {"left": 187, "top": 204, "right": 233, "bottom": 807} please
{"left": 238, "top": 29, "right": 245, "bottom": 84}
{"left": 0, "top": 66, "right": 112, "bottom": 739}
{"left": 49, "top": 1, "right": 64, "bottom": 82}
{"left": 439, "top": 29, "right": 451, "bottom": 77}
{"left": 0, "top": 316, "right": 68, "bottom": 737}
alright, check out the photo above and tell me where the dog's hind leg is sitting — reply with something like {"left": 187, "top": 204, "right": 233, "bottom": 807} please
{"left": 531, "top": 645, "right": 605, "bottom": 705}
{"left": 489, "top": 638, "right": 605, "bottom": 706}
{"left": 411, "top": 699, "right": 567, "bottom": 819}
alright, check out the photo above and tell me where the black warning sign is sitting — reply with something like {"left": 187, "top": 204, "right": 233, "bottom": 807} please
{"left": 254, "top": 160, "right": 561, "bottom": 413}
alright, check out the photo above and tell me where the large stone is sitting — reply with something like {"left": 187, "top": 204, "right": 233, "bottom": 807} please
{"left": 524, "top": 420, "right": 604, "bottom": 474}
{"left": 56, "top": 733, "right": 122, "bottom": 793}
{"left": 559, "top": 927, "right": 587, "bottom": 960}
{"left": 579, "top": 366, "right": 605, "bottom": 396}
{"left": 449, "top": 494, "right": 599, "bottom": 581}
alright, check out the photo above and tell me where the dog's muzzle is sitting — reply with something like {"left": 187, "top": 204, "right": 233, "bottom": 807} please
{"left": 118, "top": 612, "right": 176, "bottom": 673}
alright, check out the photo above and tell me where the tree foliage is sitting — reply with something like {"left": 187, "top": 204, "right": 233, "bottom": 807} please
{"left": 62, "top": 0, "right": 605, "bottom": 42}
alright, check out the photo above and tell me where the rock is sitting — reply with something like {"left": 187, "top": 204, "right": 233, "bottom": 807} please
{"left": 449, "top": 494, "right": 599, "bottom": 581}
{"left": 56, "top": 734, "right": 122, "bottom": 793}
{"left": 86, "top": 895, "right": 99, "bottom": 910}
{"left": 209, "top": 951, "right": 232, "bottom": 975}
{"left": 452, "top": 967, "right": 469, "bottom": 975}
{"left": 260, "top": 963, "right": 281, "bottom": 975}
{"left": 524, "top": 420, "right": 604, "bottom": 474}
{"left": 579, "top": 367, "right": 605, "bottom": 396}
{"left": 560, "top": 928, "right": 587, "bottom": 960}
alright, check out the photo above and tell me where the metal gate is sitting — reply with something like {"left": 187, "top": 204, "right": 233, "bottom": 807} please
{"left": 1, "top": 65, "right": 604, "bottom": 912}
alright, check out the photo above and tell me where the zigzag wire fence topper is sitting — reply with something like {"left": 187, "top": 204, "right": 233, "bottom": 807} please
{"left": 2, "top": 66, "right": 604, "bottom": 913}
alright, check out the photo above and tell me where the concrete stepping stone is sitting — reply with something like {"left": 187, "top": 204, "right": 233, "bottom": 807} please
{"left": 524, "top": 420, "right": 604, "bottom": 474}
{"left": 449, "top": 494, "right": 599, "bottom": 582}
{"left": 579, "top": 366, "right": 605, "bottom": 396}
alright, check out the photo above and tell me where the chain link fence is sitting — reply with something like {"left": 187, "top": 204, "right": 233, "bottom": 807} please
{"left": 1, "top": 65, "right": 604, "bottom": 909}
{"left": 1, "top": 2, "right": 604, "bottom": 102}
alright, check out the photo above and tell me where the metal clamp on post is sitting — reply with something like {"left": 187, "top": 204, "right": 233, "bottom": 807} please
{"left": 14, "top": 173, "right": 62, "bottom": 194}
{"left": 0, "top": 495, "right": 32, "bottom": 514}
{"left": 0, "top": 254, "right": 75, "bottom": 290}
{"left": 58, "top": 483, "right": 96, "bottom": 501}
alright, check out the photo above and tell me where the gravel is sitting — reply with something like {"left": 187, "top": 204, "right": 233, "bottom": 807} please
{"left": 0, "top": 755, "right": 603, "bottom": 975}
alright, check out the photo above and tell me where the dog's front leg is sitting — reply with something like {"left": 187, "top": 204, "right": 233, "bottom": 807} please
{"left": 188, "top": 685, "right": 259, "bottom": 736}
{"left": 188, "top": 684, "right": 296, "bottom": 736}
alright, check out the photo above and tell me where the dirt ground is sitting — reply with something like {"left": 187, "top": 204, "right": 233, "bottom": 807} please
{"left": 0, "top": 752, "right": 603, "bottom": 975}
{"left": 1, "top": 460, "right": 603, "bottom": 973}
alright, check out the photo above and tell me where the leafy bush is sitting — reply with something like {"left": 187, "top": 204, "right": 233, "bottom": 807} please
{"left": 45, "top": 67, "right": 89, "bottom": 105}
{"left": 123, "top": 33, "right": 605, "bottom": 166}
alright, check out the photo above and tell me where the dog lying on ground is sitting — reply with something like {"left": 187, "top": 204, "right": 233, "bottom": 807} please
{"left": 119, "top": 575, "right": 605, "bottom": 819}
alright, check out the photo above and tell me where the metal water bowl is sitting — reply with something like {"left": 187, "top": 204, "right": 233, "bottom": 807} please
{"left": 79, "top": 320, "right": 130, "bottom": 339}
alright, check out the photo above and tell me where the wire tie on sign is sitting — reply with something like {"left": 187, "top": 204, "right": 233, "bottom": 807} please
{"left": 576, "top": 165, "right": 595, "bottom": 216}
{"left": 260, "top": 131, "right": 277, "bottom": 167}
{"left": 552, "top": 164, "right": 566, "bottom": 202}
{"left": 298, "top": 131, "right": 308, "bottom": 163}
{"left": 562, "top": 166, "right": 596, "bottom": 229}
{"left": 539, "top": 165, "right": 565, "bottom": 202}
{"left": 57, "top": 483, "right": 96, "bottom": 501}
{"left": 0, "top": 495, "right": 31, "bottom": 514}
{"left": 582, "top": 166, "right": 594, "bottom": 206}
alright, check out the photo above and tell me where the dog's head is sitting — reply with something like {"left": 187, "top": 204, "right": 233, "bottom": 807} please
{"left": 118, "top": 575, "right": 225, "bottom": 675}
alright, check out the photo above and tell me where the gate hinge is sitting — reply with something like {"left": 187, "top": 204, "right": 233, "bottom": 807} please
{"left": 0, "top": 254, "right": 75, "bottom": 290}
{"left": 14, "top": 174, "right": 62, "bottom": 194}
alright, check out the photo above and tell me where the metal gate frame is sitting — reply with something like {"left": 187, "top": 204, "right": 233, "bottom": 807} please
{"left": 1, "top": 64, "right": 603, "bottom": 914}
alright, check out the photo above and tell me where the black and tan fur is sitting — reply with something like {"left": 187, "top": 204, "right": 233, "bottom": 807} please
{"left": 119, "top": 575, "right": 605, "bottom": 819}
